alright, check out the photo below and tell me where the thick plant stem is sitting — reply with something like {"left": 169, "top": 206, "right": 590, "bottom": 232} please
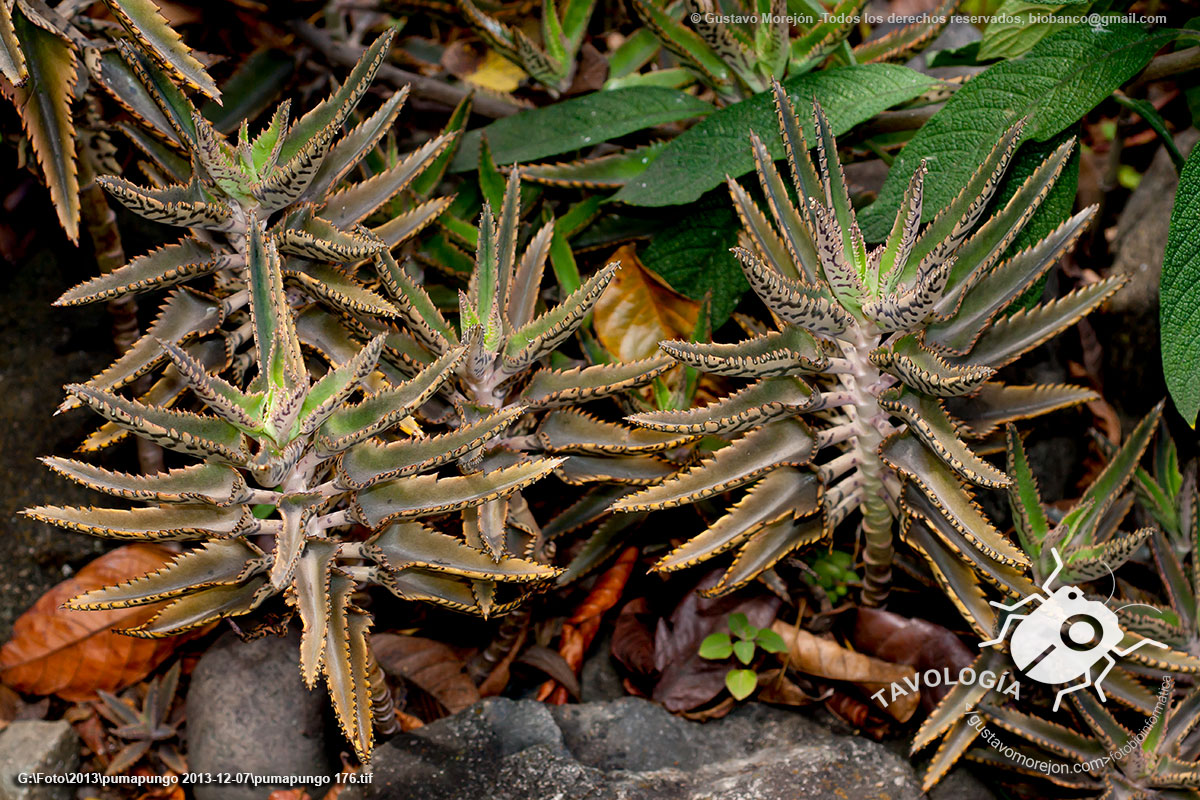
{"left": 839, "top": 325, "right": 896, "bottom": 607}
{"left": 366, "top": 647, "right": 400, "bottom": 737}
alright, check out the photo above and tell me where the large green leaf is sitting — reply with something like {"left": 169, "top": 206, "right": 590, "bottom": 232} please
{"left": 449, "top": 88, "right": 713, "bottom": 170}
{"left": 859, "top": 23, "right": 1177, "bottom": 241}
{"left": 613, "top": 64, "right": 937, "bottom": 207}
{"left": 640, "top": 197, "right": 748, "bottom": 325}
{"left": 1162, "top": 146, "right": 1200, "bottom": 426}
{"left": 977, "top": 0, "right": 1085, "bottom": 61}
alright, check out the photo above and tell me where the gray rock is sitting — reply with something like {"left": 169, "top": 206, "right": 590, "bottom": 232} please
{"left": 0, "top": 720, "right": 79, "bottom": 800}
{"left": 185, "top": 629, "right": 332, "bottom": 800}
{"left": 578, "top": 634, "right": 625, "bottom": 703}
{"left": 346, "top": 698, "right": 995, "bottom": 800}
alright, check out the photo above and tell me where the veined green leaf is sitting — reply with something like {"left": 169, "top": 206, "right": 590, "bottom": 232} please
{"left": 1162, "top": 145, "right": 1200, "bottom": 426}
{"left": 615, "top": 65, "right": 936, "bottom": 207}
{"left": 860, "top": 23, "right": 1178, "bottom": 241}
{"left": 450, "top": 88, "right": 714, "bottom": 170}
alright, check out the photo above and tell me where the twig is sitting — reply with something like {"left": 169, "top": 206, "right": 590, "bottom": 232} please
{"left": 291, "top": 22, "right": 521, "bottom": 119}
{"left": 1129, "top": 45, "right": 1200, "bottom": 91}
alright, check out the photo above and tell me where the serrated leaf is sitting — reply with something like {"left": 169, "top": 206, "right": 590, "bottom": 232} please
{"left": 104, "top": 0, "right": 220, "bottom": 101}
{"left": 55, "top": 238, "right": 235, "bottom": 306}
{"left": 614, "top": 65, "right": 936, "bottom": 207}
{"left": 11, "top": 5, "right": 79, "bottom": 240}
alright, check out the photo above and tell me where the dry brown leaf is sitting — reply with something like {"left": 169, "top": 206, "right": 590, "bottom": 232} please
{"left": 0, "top": 544, "right": 182, "bottom": 701}
{"left": 593, "top": 245, "right": 700, "bottom": 362}
{"left": 372, "top": 633, "right": 480, "bottom": 714}
{"left": 755, "top": 667, "right": 825, "bottom": 708}
{"left": 851, "top": 607, "right": 975, "bottom": 713}
{"left": 771, "top": 620, "right": 919, "bottom": 723}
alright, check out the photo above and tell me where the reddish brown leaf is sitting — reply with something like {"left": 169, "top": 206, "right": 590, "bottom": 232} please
{"left": 772, "top": 621, "right": 919, "bottom": 723}
{"left": 371, "top": 633, "right": 480, "bottom": 714}
{"left": 756, "top": 668, "right": 825, "bottom": 708}
{"left": 0, "top": 544, "right": 182, "bottom": 701}
{"left": 651, "top": 573, "right": 780, "bottom": 713}
{"left": 851, "top": 608, "right": 975, "bottom": 712}
{"left": 611, "top": 598, "right": 656, "bottom": 678}
{"left": 593, "top": 245, "right": 699, "bottom": 362}
{"left": 538, "top": 546, "right": 639, "bottom": 704}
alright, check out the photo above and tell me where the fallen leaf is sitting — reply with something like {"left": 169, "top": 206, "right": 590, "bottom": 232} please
{"left": 610, "top": 598, "right": 656, "bottom": 678}
{"left": 442, "top": 41, "right": 526, "bottom": 93}
{"left": 756, "top": 668, "right": 825, "bottom": 707}
{"left": 771, "top": 620, "right": 919, "bottom": 723}
{"left": 651, "top": 573, "right": 780, "bottom": 712}
{"left": 517, "top": 646, "right": 580, "bottom": 700}
{"left": 0, "top": 545, "right": 182, "bottom": 701}
{"left": 371, "top": 634, "right": 480, "bottom": 714}
{"left": 851, "top": 607, "right": 975, "bottom": 712}
{"left": 537, "top": 546, "right": 639, "bottom": 704}
{"left": 593, "top": 244, "right": 700, "bottom": 362}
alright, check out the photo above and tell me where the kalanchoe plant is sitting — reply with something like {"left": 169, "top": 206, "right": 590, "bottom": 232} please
{"left": 630, "top": 0, "right": 958, "bottom": 102}
{"left": 26, "top": 225, "right": 561, "bottom": 763}
{"left": 53, "top": 30, "right": 455, "bottom": 445}
{"left": 459, "top": 0, "right": 598, "bottom": 94}
{"left": 973, "top": 688, "right": 1200, "bottom": 799}
{"left": 372, "top": 168, "right": 690, "bottom": 569}
{"left": 909, "top": 408, "right": 1200, "bottom": 790}
{"left": 95, "top": 661, "right": 185, "bottom": 776}
{"left": 615, "top": 82, "right": 1123, "bottom": 605}
{"left": 1119, "top": 429, "right": 1200, "bottom": 657}
{"left": 0, "top": 0, "right": 223, "bottom": 239}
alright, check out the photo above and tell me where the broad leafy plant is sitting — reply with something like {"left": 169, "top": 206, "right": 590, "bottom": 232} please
{"left": 28, "top": 226, "right": 561, "bottom": 763}
{"left": 630, "top": 0, "right": 957, "bottom": 102}
{"left": 614, "top": 83, "right": 1122, "bottom": 606}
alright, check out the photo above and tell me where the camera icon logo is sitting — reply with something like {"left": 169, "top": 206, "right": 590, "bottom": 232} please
{"left": 979, "top": 548, "right": 1167, "bottom": 711}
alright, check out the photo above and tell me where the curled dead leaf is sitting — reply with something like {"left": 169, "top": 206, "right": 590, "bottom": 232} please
{"left": 0, "top": 544, "right": 183, "bottom": 701}
{"left": 371, "top": 633, "right": 480, "bottom": 715}
{"left": 771, "top": 620, "right": 919, "bottom": 723}
{"left": 593, "top": 244, "right": 700, "bottom": 362}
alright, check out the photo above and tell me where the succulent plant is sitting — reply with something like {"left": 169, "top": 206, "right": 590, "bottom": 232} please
{"left": 27, "top": 225, "right": 562, "bottom": 762}
{"left": 909, "top": 408, "right": 1200, "bottom": 790}
{"left": 95, "top": 661, "right": 185, "bottom": 776}
{"left": 373, "top": 167, "right": 692, "bottom": 571}
{"left": 0, "top": 0, "right": 222, "bottom": 239}
{"left": 629, "top": 0, "right": 958, "bottom": 101}
{"left": 1118, "top": 428, "right": 1200, "bottom": 658}
{"left": 459, "top": 0, "right": 598, "bottom": 93}
{"left": 614, "top": 82, "right": 1122, "bottom": 605}
{"left": 973, "top": 687, "right": 1200, "bottom": 799}
{"left": 53, "top": 30, "right": 455, "bottom": 449}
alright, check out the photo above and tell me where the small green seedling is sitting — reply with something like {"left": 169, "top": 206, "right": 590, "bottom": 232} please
{"left": 698, "top": 612, "right": 788, "bottom": 700}
{"left": 802, "top": 549, "right": 859, "bottom": 600}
